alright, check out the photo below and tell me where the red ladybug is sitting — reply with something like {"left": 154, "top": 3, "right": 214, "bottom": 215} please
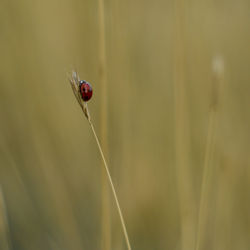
{"left": 79, "top": 80, "right": 93, "bottom": 102}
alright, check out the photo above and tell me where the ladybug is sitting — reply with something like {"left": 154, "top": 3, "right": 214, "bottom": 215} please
{"left": 79, "top": 80, "right": 93, "bottom": 102}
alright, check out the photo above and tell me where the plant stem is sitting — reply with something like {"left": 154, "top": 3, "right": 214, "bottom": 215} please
{"left": 173, "top": 0, "right": 196, "bottom": 249}
{"left": 0, "top": 187, "right": 12, "bottom": 250}
{"left": 97, "top": 0, "right": 110, "bottom": 248}
{"left": 195, "top": 110, "right": 217, "bottom": 250}
{"left": 69, "top": 72, "right": 131, "bottom": 250}
{"left": 195, "top": 56, "right": 224, "bottom": 250}
{"left": 88, "top": 121, "right": 132, "bottom": 250}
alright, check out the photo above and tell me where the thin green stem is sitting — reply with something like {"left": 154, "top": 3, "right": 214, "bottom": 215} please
{"left": 0, "top": 187, "right": 12, "bottom": 250}
{"left": 97, "top": 0, "right": 110, "bottom": 248}
{"left": 195, "top": 110, "right": 216, "bottom": 250}
{"left": 69, "top": 71, "right": 131, "bottom": 250}
{"left": 89, "top": 121, "right": 132, "bottom": 250}
{"left": 195, "top": 56, "right": 224, "bottom": 250}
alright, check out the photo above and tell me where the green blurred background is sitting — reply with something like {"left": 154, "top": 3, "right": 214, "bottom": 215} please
{"left": 0, "top": 0, "right": 250, "bottom": 249}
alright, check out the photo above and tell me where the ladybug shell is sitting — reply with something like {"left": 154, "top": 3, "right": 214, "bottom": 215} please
{"left": 79, "top": 80, "right": 93, "bottom": 102}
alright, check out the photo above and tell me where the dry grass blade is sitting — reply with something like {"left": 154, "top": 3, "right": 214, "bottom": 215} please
{"left": 68, "top": 71, "right": 132, "bottom": 250}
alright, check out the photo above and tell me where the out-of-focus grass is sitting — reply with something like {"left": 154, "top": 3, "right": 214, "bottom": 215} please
{"left": 0, "top": 0, "right": 250, "bottom": 249}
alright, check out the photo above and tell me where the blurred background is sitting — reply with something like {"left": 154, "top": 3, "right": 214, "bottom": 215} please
{"left": 0, "top": 0, "right": 250, "bottom": 249}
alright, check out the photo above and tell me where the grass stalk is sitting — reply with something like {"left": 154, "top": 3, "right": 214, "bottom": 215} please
{"left": 69, "top": 71, "right": 132, "bottom": 250}
{"left": 0, "top": 187, "right": 11, "bottom": 250}
{"left": 89, "top": 122, "right": 132, "bottom": 250}
{"left": 195, "top": 109, "right": 217, "bottom": 250}
{"left": 97, "top": 0, "right": 111, "bottom": 249}
{"left": 173, "top": 0, "right": 196, "bottom": 249}
{"left": 195, "top": 56, "right": 224, "bottom": 250}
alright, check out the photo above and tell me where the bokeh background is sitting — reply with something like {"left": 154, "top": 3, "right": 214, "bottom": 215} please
{"left": 0, "top": 0, "right": 250, "bottom": 249}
